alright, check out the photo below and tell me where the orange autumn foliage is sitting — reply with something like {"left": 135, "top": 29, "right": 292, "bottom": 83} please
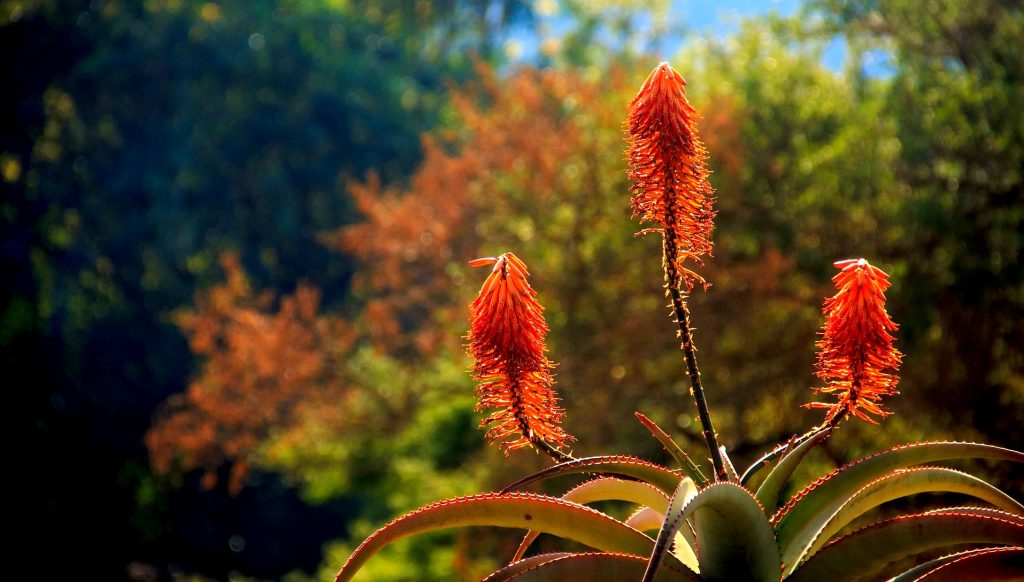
{"left": 148, "top": 64, "right": 761, "bottom": 488}
{"left": 320, "top": 63, "right": 766, "bottom": 450}
{"left": 320, "top": 65, "right": 600, "bottom": 357}
{"left": 146, "top": 253, "right": 354, "bottom": 492}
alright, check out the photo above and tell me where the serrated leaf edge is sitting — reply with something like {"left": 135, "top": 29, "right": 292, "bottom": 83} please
{"left": 334, "top": 492, "right": 656, "bottom": 582}
{"left": 795, "top": 465, "right": 1024, "bottom": 570}
{"left": 916, "top": 545, "right": 1024, "bottom": 580}
{"left": 788, "top": 511, "right": 1024, "bottom": 581}
{"left": 501, "top": 455, "right": 681, "bottom": 495}
{"left": 511, "top": 551, "right": 699, "bottom": 581}
{"left": 772, "top": 441, "right": 1024, "bottom": 524}
{"left": 511, "top": 476, "right": 671, "bottom": 562}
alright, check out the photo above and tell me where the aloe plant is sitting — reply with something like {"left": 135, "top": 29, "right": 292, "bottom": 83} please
{"left": 333, "top": 62, "right": 1024, "bottom": 581}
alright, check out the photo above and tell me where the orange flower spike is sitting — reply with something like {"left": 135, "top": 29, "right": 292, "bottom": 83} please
{"left": 807, "top": 258, "right": 903, "bottom": 425}
{"left": 626, "top": 62, "right": 716, "bottom": 289}
{"left": 467, "top": 253, "right": 573, "bottom": 456}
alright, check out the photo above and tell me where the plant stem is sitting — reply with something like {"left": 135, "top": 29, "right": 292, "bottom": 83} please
{"left": 532, "top": 437, "right": 573, "bottom": 463}
{"left": 510, "top": 377, "right": 574, "bottom": 464}
{"left": 662, "top": 234, "right": 728, "bottom": 481}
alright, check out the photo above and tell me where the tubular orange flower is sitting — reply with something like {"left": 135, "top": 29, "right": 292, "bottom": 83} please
{"left": 807, "top": 258, "right": 903, "bottom": 424}
{"left": 467, "top": 252, "right": 573, "bottom": 456}
{"left": 626, "top": 61, "right": 716, "bottom": 290}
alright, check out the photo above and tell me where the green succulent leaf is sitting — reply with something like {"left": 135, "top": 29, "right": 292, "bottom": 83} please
{"left": 559, "top": 476, "right": 672, "bottom": 512}
{"left": 741, "top": 428, "right": 831, "bottom": 489}
{"left": 774, "top": 441, "right": 1024, "bottom": 576}
{"left": 643, "top": 477, "right": 700, "bottom": 581}
{"left": 889, "top": 547, "right": 1021, "bottom": 581}
{"left": 500, "top": 455, "right": 682, "bottom": 496}
{"left": 923, "top": 505, "right": 1024, "bottom": 523}
{"left": 786, "top": 511, "right": 1024, "bottom": 582}
{"left": 480, "top": 553, "right": 573, "bottom": 582}
{"left": 512, "top": 477, "right": 670, "bottom": 561}
{"left": 798, "top": 466, "right": 1024, "bottom": 566}
{"left": 333, "top": 492, "right": 660, "bottom": 582}
{"left": 686, "top": 482, "right": 782, "bottom": 582}
{"left": 912, "top": 546, "right": 1024, "bottom": 581}
{"left": 719, "top": 446, "right": 740, "bottom": 482}
{"left": 625, "top": 507, "right": 696, "bottom": 560}
{"left": 626, "top": 506, "right": 666, "bottom": 532}
{"left": 635, "top": 412, "right": 710, "bottom": 487}
{"left": 505, "top": 552, "right": 702, "bottom": 582}
{"left": 754, "top": 428, "right": 833, "bottom": 513}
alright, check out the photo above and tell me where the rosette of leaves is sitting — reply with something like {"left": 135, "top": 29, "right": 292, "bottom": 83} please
{"left": 333, "top": 417, "right": 1024, "bottom": 581}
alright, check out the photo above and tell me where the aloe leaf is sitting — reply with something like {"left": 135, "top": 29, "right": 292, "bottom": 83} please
{"left": 923, "top": 505, "right": 1024, "bottom": 523}
{"left": 625, "top": 507, "right": 698, "bottom": 564}
{"left": 512, "top": 477, "right": 670, "bottom": 561}
{"left": 333, "top": 492, "right": 659, "bottom": 582}
{"left": 754, "top": 428, "right": 833, "bottom": 512}
{"left": 481, "top": 553, "right": 573, "bottom": 582}
{"left": 774, "top": 441, "right": 1024, "bottom": 576}
{"left": 626, "top": 506, "right": 666, "bottom": 532}
{"left": 786, "top": 511, "right": 1024, "bottom": 582}
{"left": 686, "top": 482, "right": 781, "bottom": 582}
{"left": 501, "top": 455, "right": 681, "bottom": 496}
{"left": 741, "top": 428, "right": 827, "bottom": 485}
{"left": 506, "top": 552, "right": 702, "bottom": 582}
{"left": 913, "top": 546, "right": 1024, "bottom": 581}
{"left": 799, "top": 466, "right": 1024, "bottom": 565}
{"left": 635, "top": 412, "right": 709, "bottom": 487}
{"left": 740, "top": 452, "right": 780, "bottom": 491}
{"left": 642, "top": 477, "right": 700, "bottom": 581}
{"left": 557, "top": 476, "right": 672, "bottom": 513}
{"left": 719, "top": 446, "right": 740, "bottom": 481}
{"left": 889, "top": 547, "right": 1019, "bottom": 581}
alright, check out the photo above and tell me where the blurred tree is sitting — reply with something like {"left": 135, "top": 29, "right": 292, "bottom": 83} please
{"left": 149, "top": 251, "right": 494, "bottom": 579}
{"left": 2, "top": 0, "right": 538, "bottom": 577}
{"left": 321, "top": 64, "right": 680, "bottom": 454}
{"left": 146, "top": 252, "right": 354, "bottom": 494}
{"left": 319, "top": 38, "right": 911, "bottom": 464}
{"left": 678, "top": 22, "right": 910, "bottom": 457}
{"left": 806, "top": 0, "right": 1024, "bottom": 452}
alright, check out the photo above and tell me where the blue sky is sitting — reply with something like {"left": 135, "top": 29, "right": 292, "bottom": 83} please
{"left": 671, "top": 0, "right": 800, "bottom": 31}
{"left": 508, "top": 0, "right": 892, "bottom": 75}
{"left": 664, "top": 0, "right": 848, "bottom": 71}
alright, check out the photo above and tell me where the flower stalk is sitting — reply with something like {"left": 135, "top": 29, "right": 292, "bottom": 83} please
{"left": 663, "top": 236, "right": 727, "bottom": 481}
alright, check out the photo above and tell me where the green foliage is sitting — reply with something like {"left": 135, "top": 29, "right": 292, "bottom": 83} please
{"left": 261, "top": 347, "right": 485, "bottom": 507}
{"left": 3, "top": 0, "right": 538, "bottom": 576}
{"left": 806, "top": 0, "right": 1024, "bottom": 447}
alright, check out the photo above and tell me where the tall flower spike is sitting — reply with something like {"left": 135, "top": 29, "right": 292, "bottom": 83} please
{"left": 467, "top": 253, "right": 573, "bottom": 459}
{"left": 807, "top": 258, "right": 903, "bottom": 425}
{"left": 626, "top": 61, "right": 716, "bottom": 291}
{"left": 626, "top": 62, "right": 726, "bottom": 482}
